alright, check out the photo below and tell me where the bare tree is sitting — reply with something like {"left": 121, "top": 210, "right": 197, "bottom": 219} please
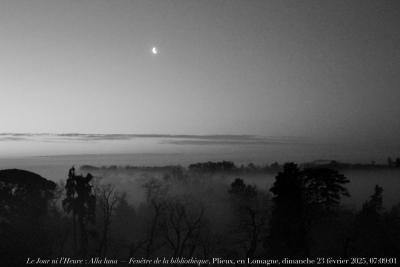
{"left": 229, "top": 178, "right": 270, "bottom": 260}
{"left": 134, "top": 178, "right": 169, "bottom": 258}
{"left": 95, "top": 183, "right": 120, "bottom": 257}
{"left": 161, "top": 196, "right": 206, "bottom": 259}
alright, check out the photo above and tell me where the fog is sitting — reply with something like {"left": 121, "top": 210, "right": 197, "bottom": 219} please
{"left": 1, "top": 153, "right": 399, "bottom": 209}
{"left": 3, "top": 156, "right": 400, "bottom": 264}
{"left": 76, "top": 164, "right": 400, "bottom": 210}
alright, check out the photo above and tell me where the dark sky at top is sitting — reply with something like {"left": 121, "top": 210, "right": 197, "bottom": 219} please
{"left": 0, "top": 0, "right": 399, "bottom": 157}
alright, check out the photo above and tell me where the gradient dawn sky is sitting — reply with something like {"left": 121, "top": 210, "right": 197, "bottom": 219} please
{"left": 0, "top": 0, "right": 399, "bottom": 159}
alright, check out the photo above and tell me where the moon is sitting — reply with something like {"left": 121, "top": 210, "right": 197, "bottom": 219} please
{"left": 151, "top": 47, "right": 158, "bottom": 55}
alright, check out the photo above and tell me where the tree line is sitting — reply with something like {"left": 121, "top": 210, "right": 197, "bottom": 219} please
{"left": 0, "top": 163, "right": 399, "bottom": 266}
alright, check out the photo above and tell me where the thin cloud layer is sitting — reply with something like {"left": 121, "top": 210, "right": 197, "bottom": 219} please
{"left": 0, "top": 133, "right": 307, "bottom": 146}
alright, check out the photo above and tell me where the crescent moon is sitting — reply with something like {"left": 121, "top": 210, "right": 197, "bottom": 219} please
{"left": 152, "top": 47, "right": 158, "bottom": 54}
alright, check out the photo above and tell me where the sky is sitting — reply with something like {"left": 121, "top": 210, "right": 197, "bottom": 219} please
{"left": 0, "top": 0, "right": 399, "bottom": 160}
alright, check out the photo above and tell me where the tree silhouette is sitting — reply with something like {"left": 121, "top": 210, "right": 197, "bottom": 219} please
{"left": 229, "top": 178, "right": 269, "bottom": 261}
{"left": 138, "top": 178, "right": 169, "bottom": 258}
{"left": 360, "top": 185, "right": 383, "bottom": 220}
{"left": 302, "top": 168, "right": 350, "bottom": 213}
{"left": 62, "top": 167, "right": 96, "bottom": 257}
{"left": 189, "top": 161, "right": 236, "bottom": 172}
{"left": 95, "top": 183, "right": 120, "bottom": 257}
{"left": 352, "top": 185, "right": 385, "bottom": 256}
{"left": 0, "top": 169, "right": 56, "bottom": 265}
{"left": 383, "top": 203, "right": 400, "bottom": 257}
{"left": 268, "top": 163, "right": 307, "bottom": 257}
{"left": 268, "top": 163, "right": 350, "bottom": 257}
{"left": 161, "top": 197, "right": 206, "bottom": 259}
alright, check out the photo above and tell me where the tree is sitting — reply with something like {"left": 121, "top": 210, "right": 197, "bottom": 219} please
{"left": 95, "top": 183, "right": 120, "bottom": 257}
{"left": 188, "top": 161, "right": 236, "bottom": 172}
{"left": 134, "top": 178, "right": 169, "bottom": 258}
{"left": 0, "top": 169, "right": 56, "bottom": 265}
{"left": 161, "top": 196, "right": 206, "bottom": 258}
{"left": 229, "top": 178, "right": 269, "bottom": 261}
{"left": 383, "top": 203, "right": 400, "bottom": 256}
{"left": 352, "top": 185, "right": 385, "bottom": 256}
{"left": 360, "top": 185, "right": 383, "bottom": 220}
{"left": 302, "top": 168, "right": 350, "bottom": 213}
{"left": 110, "top": 192, "right": 137, "bottom": 257}
{"left": 268, "top": 163, "right": 307, "bottom": 257}
{"left": 62, "top": 167, "right": 96, "bottom": 257}
{"left": 267, "top": 163, "right": 350, "bottom": 257}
